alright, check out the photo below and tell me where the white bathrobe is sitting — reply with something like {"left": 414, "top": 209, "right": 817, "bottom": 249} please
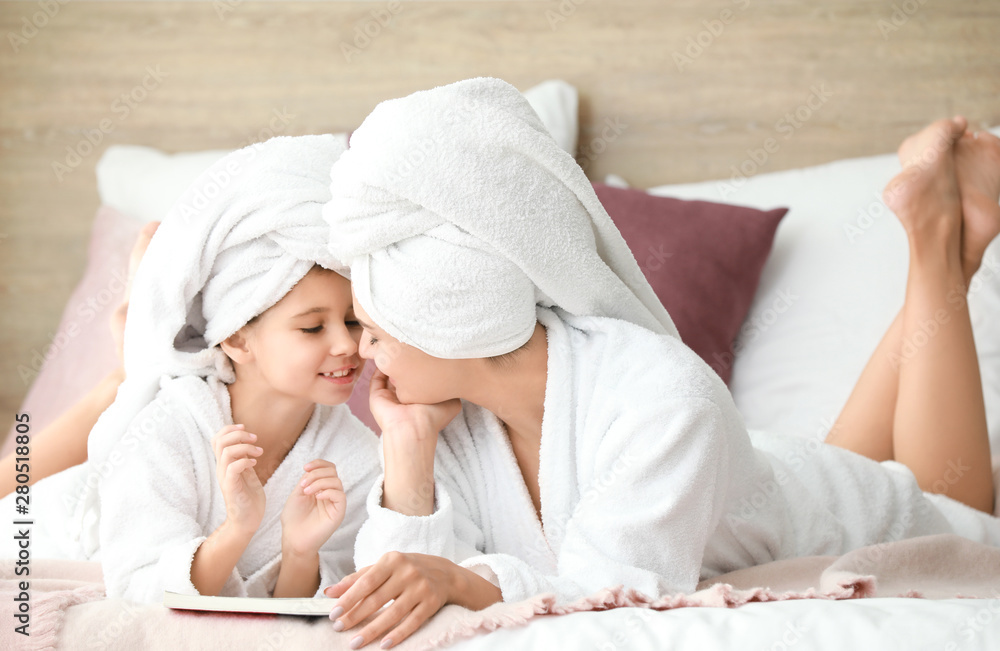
{"left": 354, "top": 306, "right": 1000, "bottom": 603}
{"left": 96, "top": 375, "right": 380, "bottom": 602}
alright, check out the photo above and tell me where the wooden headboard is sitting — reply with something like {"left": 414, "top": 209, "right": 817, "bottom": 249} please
{"left": 1, "top": 0, "right": 998, "bottom": 421}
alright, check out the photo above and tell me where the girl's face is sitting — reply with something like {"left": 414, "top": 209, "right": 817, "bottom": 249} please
{"left": 231, "top": 267, "right": 365, "bottom": 406}
{"left": 352, "top": 289, "right": 467, "bottom": 406}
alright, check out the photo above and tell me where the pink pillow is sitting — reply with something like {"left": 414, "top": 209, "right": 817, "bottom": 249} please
{"left": 593, "top": 183, "right": 787, "bottom": 384}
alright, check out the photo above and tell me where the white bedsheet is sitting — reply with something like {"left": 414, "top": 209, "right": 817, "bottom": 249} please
{"left": 451, "top": 597, "right": 1000, "bottom": 650}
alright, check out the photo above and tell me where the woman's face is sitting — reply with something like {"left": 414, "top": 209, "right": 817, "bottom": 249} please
{"left": 352, "top": 289, "right": 468, "bottom": 405}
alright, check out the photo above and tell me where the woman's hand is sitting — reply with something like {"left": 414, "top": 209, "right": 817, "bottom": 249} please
{"left": 369, "top": 368, "right": 462, "bottom": 516}
{"left": 324, "top": 552, "right": 502, "bottom": 649}
{"left": 368, "top": 368, "right": 462, "bottom": 437}
{"left": 212, "top": 424, "right": 266, "bottom": 535}
{"left": 280, "top": 459, "right": 348, "bottom": 556}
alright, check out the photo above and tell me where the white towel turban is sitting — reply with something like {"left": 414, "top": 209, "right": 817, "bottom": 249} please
{"left": 323, "top": 77, "right": 679, "bottom": 359}
{"left": 74, "top": 134, "right": 348, "bottom": 556}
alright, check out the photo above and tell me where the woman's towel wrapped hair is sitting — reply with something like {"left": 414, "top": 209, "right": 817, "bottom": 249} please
{"left": 73, "top": 134, "right": 348, "bottom": 556}
{"left": 323, "top": 77, "right": 679, "bottom": 359}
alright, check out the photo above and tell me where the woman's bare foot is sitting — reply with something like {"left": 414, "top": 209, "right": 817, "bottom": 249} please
{"left": 954, "top": 129, "right": 1000, "bottom": 283}
{"left": 110, "top": 221, "right": 160, "bottom": 361}
{"left": 883, "top": 118, "right": 966, "bottom": 248}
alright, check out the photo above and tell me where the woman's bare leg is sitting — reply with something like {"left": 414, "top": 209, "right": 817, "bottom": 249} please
{"left": 824, "top": 311, "right": 903, "bottom": 461}
{"left": 0, "top": 221, "right": 160, "bottom": 498}
{"left": 827, "top": 121, "right": 1000, "bottom": 464}
{"left": 0, "top": 368, "right": 125, "bottom": 498}
{"left": 829, "top": 118, "right": 997, "bottom": 512}
{"left": 827, "top": 119, "right": 971, "bottom": 461}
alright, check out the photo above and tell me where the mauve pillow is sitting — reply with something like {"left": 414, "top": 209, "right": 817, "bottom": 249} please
{"left": 592, "top": 183, "right": 787, "bottom": 384}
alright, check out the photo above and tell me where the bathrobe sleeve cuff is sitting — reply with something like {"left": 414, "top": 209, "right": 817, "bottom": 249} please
{"left": 159, "top": 536, "right": 245, "bottom": 599}
{"left": 457, "top": 553, "right": 585, "bottom": 604}
{"left": 354, "top": 473, "right": 457, "bottom": 568}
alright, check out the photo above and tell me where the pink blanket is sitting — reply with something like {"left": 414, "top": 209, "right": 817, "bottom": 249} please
{"left": 2, "top": 534, "right": 999, "bottom": 651}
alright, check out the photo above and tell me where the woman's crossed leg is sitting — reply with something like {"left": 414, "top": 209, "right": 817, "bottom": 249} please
{"left": 826, "top": 118, "right": 1000, "bottom": 514}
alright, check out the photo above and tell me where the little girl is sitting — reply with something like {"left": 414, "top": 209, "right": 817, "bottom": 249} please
{"left": 98, "top": 262, "right": 377, "bottom": 601}
{"left": 11, "top": 134, "right": 379, "bottom": 601}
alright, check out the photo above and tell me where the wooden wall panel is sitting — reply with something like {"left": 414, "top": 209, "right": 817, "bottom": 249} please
{"left": 1, "top": 0, "right": 998, "bottom": 430}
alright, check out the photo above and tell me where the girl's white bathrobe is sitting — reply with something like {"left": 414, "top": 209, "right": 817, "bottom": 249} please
{"left": 354, "top": 306, "right": 1000, "bottom": 603}
{"left": 98, "top": 375, "right": 380, "bottom": 602}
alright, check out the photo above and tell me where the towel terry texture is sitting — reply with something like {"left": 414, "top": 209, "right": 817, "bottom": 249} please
{"left": 323, "top": 76, "right": 679, "bottom": 359}
{"left": 355, "top": 306, "right": 1000, "bottom": 603}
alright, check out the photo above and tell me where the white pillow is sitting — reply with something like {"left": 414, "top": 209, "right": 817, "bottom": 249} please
{"left": 640, "top": 127, "right": 1000, "bottom": 454}
{"left": 96, "top": 80, "right": 578, "bottom": 223}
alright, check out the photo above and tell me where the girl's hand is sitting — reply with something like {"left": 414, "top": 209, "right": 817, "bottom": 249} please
{"left": 324, "top": 552, "right": 500, "bottom": 649}
{"left": 280, "top": 459, "right": 347, "bottom": 556}
{"left": 368, "top": 368, "right": 462, "bottom": 439}
{"left": 212, "top": 424, "right": 266, "bottom": 535}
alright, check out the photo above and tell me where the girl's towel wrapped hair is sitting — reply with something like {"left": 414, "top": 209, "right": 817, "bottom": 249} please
{"left": 73, "top": 134, "right": 348, "bottom": 556}
{"left": 323, "top": 77, "right": 679, "bottom": 359}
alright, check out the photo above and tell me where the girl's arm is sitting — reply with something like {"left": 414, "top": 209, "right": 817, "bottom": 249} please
{"left": 189, "top": 423, "right": 266, "bottom": 596}
{"left": 273, "top": 458, "right": 349, "bottom": 597}
{"left": 99, "top": 416, "right": 264, "bottom": 601}
{"left": 190, "top": 520, "right": 257, "bottom": 596}
{"left": 272, "top": 550, "right": 320, "bottom": 598}
{"left": 0, "top": 367, "right": 124, "bottom": 498}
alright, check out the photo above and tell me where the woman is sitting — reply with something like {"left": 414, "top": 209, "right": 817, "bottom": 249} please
{"left": 320, "top": 78, "right": 1000, "bottom": 650}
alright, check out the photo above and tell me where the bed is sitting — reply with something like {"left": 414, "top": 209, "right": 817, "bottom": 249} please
{"left": 2, "top": 1, "right": 1000, "bottom": 649}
